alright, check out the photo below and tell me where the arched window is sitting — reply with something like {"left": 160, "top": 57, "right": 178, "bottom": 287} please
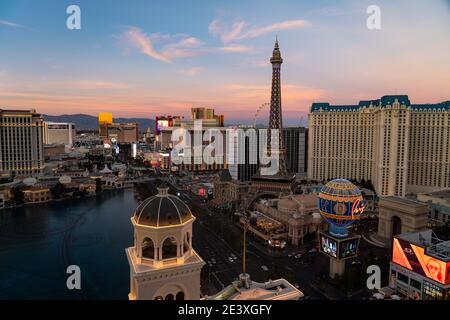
{"left": 165, "top": 294, "right": 174, "bottom": 300}
{"left": 176, "top": 291, "right": 185, "bottom": 300}
{"left": 162, "top": 237, "right": 178, "bottom": 259}
{"left": 183, "top": 232, "right": 190, "bottom": 253}
{"left": 142, "top": 237, "right": 155, "bottom": 259}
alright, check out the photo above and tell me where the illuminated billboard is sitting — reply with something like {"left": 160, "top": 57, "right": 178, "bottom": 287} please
{"left": 319, "top": 232, "right": 360, "bottom": 260}
{"left": 155, "top": 116, "right": 179, "bottom": 133}
{"left": 339, "top": 237, "right": 359, "bottom": 259}
{"left": 392, "top": 238, "right": 450, "bottom": 285}
{"left": 320, "top": 234, "right": 337, "bottom": 258}
{"left": 157, "top": 120, "right": 169, "bottom": 132}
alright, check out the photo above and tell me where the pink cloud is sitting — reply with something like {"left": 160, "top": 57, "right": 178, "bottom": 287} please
{"left": 118, "top": 27, "right": 251, "bottom": 63}
{"left": 209, "top": 20, "right": 246, "bottom": 44}
{"left": 224, "top": 83, "right": 326, "bottom": 107}
{"left": 120, "top": 27, "right": 171, "bottom": 62}
{"left": 71, "top": 80, "right": 130, "bottom": 90}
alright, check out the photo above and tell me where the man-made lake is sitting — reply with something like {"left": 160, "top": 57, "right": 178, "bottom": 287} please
{"left": 0, "top": 190, "right": 137, "bottom": 299}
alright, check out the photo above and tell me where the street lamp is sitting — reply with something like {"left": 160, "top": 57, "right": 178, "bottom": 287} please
{"left": 242, "top": 216, "right": 250, "bottom": 275}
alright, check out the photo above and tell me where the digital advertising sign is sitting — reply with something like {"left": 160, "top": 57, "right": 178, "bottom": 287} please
{"left": 339, "top": 237, "right": 360, "bottom": 259}
{"left": 155, "top": 116, "right": 181, "bottom": 134}
{"left": 319, "top": 232, "right": 361, "bottom": 260}
{"left": 392, "top": 238, "right": 450, "bottom": 285}
{"left": 156, "top": 119, "right": 170, "bottom": 133}
{"left": 320, "top": 234, "right": 338, "bottom": 258}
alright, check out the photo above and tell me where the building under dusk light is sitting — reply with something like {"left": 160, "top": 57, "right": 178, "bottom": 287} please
{"left": 1, "top": 0, "right": 450, "bottom": 308}
{"left": 308, "top": 97, "right": 450, "bottom": 197}
{"left": 0, "top": 109, "right": 44, "bottom": 177}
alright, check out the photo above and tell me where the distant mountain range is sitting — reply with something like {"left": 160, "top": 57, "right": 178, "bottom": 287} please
{"left": 43, "top": 114, "right": 155, "bottom": 132}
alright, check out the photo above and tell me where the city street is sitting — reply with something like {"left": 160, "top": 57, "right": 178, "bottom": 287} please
{"left": 172, "top": 183, "right": 332, "bottom": 299}
{"left": 169, "top": 179, "right": 393, "bottom": 300}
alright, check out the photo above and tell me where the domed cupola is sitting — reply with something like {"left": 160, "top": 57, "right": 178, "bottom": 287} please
{"left": 127, "top": 182, "right": 205, "bottom": 301}
{"left": 134, "top": 183, "right": 193, "bottom": 227}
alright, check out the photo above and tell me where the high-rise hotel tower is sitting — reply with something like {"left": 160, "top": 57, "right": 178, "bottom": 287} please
{"left": 0, "top": 109, "right": 44, "bottom": 177}
{"left": 308, "top": 96, "right": 450, "bottom": 197}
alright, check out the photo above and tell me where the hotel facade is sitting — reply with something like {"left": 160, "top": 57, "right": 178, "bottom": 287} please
{"left": 43, "top": 122, "right": 76, "bottom": 147}
{"left": 0, "top": 109, "right": 45, "bottom": 177}
{"left": 308, "top": 95, "right": 450, "bottom": 197}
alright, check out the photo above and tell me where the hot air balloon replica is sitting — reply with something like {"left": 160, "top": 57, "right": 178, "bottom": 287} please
{"left": 318, "top": 179, "right": 364, "bottom": 279}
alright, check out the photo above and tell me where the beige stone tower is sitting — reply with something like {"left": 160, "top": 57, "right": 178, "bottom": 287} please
{"left": 375, "top": 196, "right": 429, "bottom": 246}
{"left": 126, "top": 184, "right": 205, "bottom": 300}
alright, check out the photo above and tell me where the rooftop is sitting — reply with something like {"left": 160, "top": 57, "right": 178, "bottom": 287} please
{"left": 421, "top": 189, "right": 450, "bottom": 199}
{"left": 397, "top": 230, "right": 450, "bottom": 261}
{"left": 205, "top": 273, "right": 303, "bottom": 300}
{"left": 382, "top": 196, "right": 428, "bottom": 208}
{"left": 133, "top": 185, "right": 193, "bottom": 227}
{"left": 311, "top": 95, "right": 450, "bottom": 112}
{"left": 0, "top": 109, "right": 41, "bottom": 116}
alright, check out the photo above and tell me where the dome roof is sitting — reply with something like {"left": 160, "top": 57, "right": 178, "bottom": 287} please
{"left": 312, "top": 212, "right": 322, "bottom": 220}
{"left": 278, "top": 198, "right": 298, "bottom": 211}
{"left": 134, "top": 185, "right": 193, "bottom": 227}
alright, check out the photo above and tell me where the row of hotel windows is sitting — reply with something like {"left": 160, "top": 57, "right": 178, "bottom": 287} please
{"left": 310, "top": 115, "right": 450, "bottom": 128}
{"left": 408, "top": 165, "right": 448, "bottom": 186}
{"left": 0, "top": 117, "right": 37, "bottom": 124}
{"left": 312, "top": 119, "right": 449, "bottom": 128}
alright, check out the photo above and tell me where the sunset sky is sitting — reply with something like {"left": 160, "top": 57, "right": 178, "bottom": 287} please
{"left": 0, "top": 0, "right": 449, "bottom": 125}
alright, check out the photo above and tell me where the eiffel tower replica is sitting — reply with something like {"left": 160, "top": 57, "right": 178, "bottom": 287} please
{"left": 238, "top": 39, "right": 296, "bottom": 213}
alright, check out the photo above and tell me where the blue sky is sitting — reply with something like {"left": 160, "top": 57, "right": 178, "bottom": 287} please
{"left": 0, "top": 0, "right": 449, "bottom": 125}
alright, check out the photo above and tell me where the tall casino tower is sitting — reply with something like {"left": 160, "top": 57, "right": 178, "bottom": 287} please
{"left": 267, "top": 38, "right": 288, "bottom": 175}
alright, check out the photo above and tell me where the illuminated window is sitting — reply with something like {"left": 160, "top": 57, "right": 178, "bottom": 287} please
{"left": 423, "top": 281, "right": 444, "bottom": 300}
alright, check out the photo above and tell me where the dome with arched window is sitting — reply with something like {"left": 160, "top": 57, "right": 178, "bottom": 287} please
{"left": 134, "top": 184, "right": 193, "bottom": 227}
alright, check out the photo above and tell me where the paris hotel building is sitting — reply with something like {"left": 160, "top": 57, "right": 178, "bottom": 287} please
{"left": 308, "top": 95, "right": 450, "bottom": 197}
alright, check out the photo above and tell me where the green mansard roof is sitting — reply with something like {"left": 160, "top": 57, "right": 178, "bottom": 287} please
{"left": 311, "top": 95, "right": 449, "bottom": 112}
